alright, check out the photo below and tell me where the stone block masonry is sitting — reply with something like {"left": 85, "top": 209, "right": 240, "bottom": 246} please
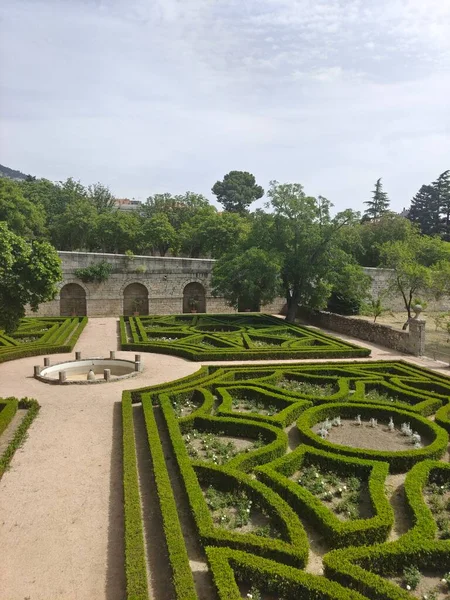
{"left": 29, "top": 251, "right": 450, "bottom": 318}
{"left": 297, "top": 307, "right": 426, "bottom": 356}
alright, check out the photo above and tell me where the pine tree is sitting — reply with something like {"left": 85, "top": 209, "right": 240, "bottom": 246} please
{"left": 363, "top": 178, "right": 390, "bottom": 220}
{"left": 408, "top": 184, "right": 438, "bottom": 235}
{"left": 408, "top": 171, "right": 450, "bottom": 239}
{"left": 434, "top": 170, "right": 450, "bottom": 241}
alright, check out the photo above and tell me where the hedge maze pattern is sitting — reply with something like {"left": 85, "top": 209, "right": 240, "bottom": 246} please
{"left": 123, "top": 360, "right": 450, "bottom": 600}
{"left": 120, "top": 313, "right": 370, "bottom": 360}
{"left": 0, "top": 316, "right": 88, "bottom": 363}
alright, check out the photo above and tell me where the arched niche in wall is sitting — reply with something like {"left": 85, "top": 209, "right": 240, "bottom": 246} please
{"left": 60, "top": 283, "right": 87, "bottom": 316}
{"left": 123, "top": 282, "right": 149, "bottom": 316}
{"left": 183, "top": 282, "right": 206, "bottom": 313}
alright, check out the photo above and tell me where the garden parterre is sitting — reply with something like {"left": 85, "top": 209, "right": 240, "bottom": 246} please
{"left": 0, "top": 316, "right": 88, "bottom": 363}
{"left": 120, "top": 313, "right": 370, "bottom": 360}
{"left": 122, "top": 360, "right": 450, "bottom": 600}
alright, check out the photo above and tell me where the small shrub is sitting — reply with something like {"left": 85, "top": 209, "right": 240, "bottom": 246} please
{"left": 403, "top": 565, "right": 421, "bottom": 590}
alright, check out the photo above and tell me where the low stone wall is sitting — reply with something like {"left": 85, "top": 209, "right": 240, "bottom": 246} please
{"left": 297, "top": 307, "right": 426, "bottom": 356}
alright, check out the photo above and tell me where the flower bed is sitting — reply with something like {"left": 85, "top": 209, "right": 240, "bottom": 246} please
{"left": 122, "top": 360, "right": 450, "bottom": 599}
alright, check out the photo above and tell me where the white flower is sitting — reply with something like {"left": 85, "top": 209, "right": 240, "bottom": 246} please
{"left": 343, "top": 485, "right": 347, "bottom": 491}
{"left": 315, "top": 473, "right": 319, "bottom": 478}
{"left": 246, "top": 508, "right": 250, "bottom": 513}
{"left": 406, "top": 585, "right": 411, "bottom": 591}
{"left": 442, "top": 578, "right": 447, "bottom": 583}
{"left": 247, "top": 595, "right": 253, "bottom": 599}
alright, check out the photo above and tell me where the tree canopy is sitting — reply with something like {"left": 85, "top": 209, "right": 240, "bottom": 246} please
{"left": 0, "top": 222, "right": 62, "bottom": 332}
{"left": 212, "top": 171, "right": 264, "bottom": 214}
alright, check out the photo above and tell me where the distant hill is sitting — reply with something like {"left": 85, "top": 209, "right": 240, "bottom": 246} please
{"left": 0, "top": 164, "right": 29, "bottom": 181}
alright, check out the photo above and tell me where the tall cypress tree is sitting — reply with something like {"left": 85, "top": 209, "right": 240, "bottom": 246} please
{"left": 363, "top": 178, "right": 390, "bottom": 220}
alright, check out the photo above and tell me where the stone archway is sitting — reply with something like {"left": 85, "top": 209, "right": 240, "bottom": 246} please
{"left": 183, "top": 282, "right": 206, "bottom": 313}
{"left": 60, "top": 283, "right": 87, "bottom": 316}
{"left": 123, "top": 283, "right": 149, "bottom": 316}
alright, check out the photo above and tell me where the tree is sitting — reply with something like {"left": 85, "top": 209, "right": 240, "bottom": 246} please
{"left": 326, "top": 261, "right": 372, "bottom": 315}
{"left": 142, "top": 192, "right": 213, "bottom": 229}
{"left": 379, "top": 233, "right": 450, "bottom": 328}
{"left": 212, "top": 171, "right": 264, "bottom": 214}
{"left": 408, "top": 184, "right": 440, "bottom": 236}
{"left": 196, "top": 212, "right": 250, "bottom": 258}
{"left": 211, "top": 247, "right": 281, "bottom": 311}
{"left": 50, "top": 198, "right": 98, "bottom": 250}
{"left": 0, "top": 222, "right": 61, "bottom": 332}
{"left": 363, "top": 178, "right": 390, "bottom": 221}
{"left": 87, "top": 182, "right": 116, "bottom": 213}
{"left": 139, "top": 213, "right": 178, "bottom": 256}
{"left": 0, "top": 178, "right": 47, "bottom": 239}
{"left": 265, "top": 181, "right": 355, "bottom": 322}
{"left": 357, "top": 213, "right": 416, "bottom": 267}
{"left": 408, "top": 171, "right": 450, "bottom": 239}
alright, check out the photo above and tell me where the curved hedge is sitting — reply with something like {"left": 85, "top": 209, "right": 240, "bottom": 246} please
{"left": 0, "top": 316, "right": 88, "bottom": 363}
{"left": 296, "top": 402, "right": 448, "bottom": 472}
{"left": 120, "top": 313, "right": 370, "bottom": 360}
{"left": 121, "top": 360, "right": 450, "bottom": 599}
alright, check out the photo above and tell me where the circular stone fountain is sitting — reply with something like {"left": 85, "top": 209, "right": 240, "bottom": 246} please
{"left": 34, "top": 352, "right": 142, "bottom": 385}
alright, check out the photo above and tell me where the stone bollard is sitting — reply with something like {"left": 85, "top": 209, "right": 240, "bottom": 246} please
{"left": 59, "top": 370, "right": 67, "bottom": 383}
{"left": 134, "top": 360, "right": 141, "bottom": 372}
{"left": 135, "top": 354, "right": 141, "bottom": 363}
{"left": 104, "top": 369, "right": 111, "bottom": 381}
{"left": 34, "top": 365, "right": 41, "bottom": 376}
{"left": 109, "top": 351, "right": 116, "bottom": 360}
{"left": 44, "top": 357, "right": 50, "bottom": 367}
{"left": 75, "top": 351, "right": 81, "bottom": 360}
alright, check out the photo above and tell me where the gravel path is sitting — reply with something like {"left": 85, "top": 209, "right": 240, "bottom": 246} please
{"left": 0, "top": 318, "right": 199, "bottom": 600}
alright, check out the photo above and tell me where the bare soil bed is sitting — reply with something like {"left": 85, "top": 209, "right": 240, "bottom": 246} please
{"left": 313, "top": 420, "right": 431, "bottom": 452}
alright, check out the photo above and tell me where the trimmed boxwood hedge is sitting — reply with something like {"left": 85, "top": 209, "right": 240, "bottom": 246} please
{"left": 323, "top": 461, "right": 450, "bottom": 599}
{"left": 206, "top": 547, "right": 368, "bottom": 600}
{"left": 0, "top": 397, "right": 18, "bottom": 437}
{"left": 119, "top": 313, "right": 371, "bottom": 361}
{"left": 122, "top": 360, "right": 450, "bottom": 599}
{"left": 0, "top": 317, "right": 88, "bottom": 363}
{"left": 0, "top": 397, "right": 40, "bottom": 480}
{"left": 257, "top": 445, "right": 394, "bottom": 548}
{"left": 122, "top": 392, "right": 149, "bottom": 600}
{"left": 295, "top": 402, "right": 448, "bottom": 472}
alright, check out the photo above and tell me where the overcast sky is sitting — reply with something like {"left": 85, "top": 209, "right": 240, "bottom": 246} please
{"left": 1, "top": 0, "right": 449, "bottom": 213}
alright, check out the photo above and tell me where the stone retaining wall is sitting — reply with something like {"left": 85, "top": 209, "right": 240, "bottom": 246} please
{"left": 297, "top": 307, "right": 426, "bottom": 356}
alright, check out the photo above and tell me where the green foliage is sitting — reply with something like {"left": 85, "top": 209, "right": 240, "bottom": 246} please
{"left": 326, "top": 263, "right": 372, "bottom": 315}
{"left": 265, "top": 181, "right": 358, "bottom": 321}
{"left": 120, "top": 360, "right": 450, "bottom": 599}
{"left": 212, "top": 247, "right": 281, "bottom": 310}
{"left": 0, "top": 177, "right": 47, "bottom": 238}
{"left": 0, "top": 397, "right": 18, "bottom": 437}
{"left": 363, "top": 178, "right": 391, "bottom": 221}
{"left": 0, "top": 316, "right": 87, "bottom": 362}
{"left": 74, "top": 260, "right": 113, "bottom": 283}
{"left": 408, "top": 170, "right": 450, "bottom": 240}
{"left": 0, "top": 223, "right": 62, "bottom": 332}
{"left": 0, "top": 397, "right": 40, "bottom": 480}
{"left": 122, "top": 393, "right": 149, "bottom": 600}
{"left": 380, "top": 232, "right": 450, "bottom": 323}
{"left": 120, "top": 314, "right": 370, "bottom": 360}
{"left": 402, "top": 565, "right": 421, "bottom": 590}
{"left": 212, "top": 171, "right": 264, "bottom": 214}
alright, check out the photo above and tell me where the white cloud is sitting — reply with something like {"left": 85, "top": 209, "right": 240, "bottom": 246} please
{"left": 0, "top": 0, "right": 449, "bottom": 212}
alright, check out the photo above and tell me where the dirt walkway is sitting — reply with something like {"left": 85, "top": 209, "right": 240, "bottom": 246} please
{"left": 0, "top": 318, "right": 199, "bottom": 600}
